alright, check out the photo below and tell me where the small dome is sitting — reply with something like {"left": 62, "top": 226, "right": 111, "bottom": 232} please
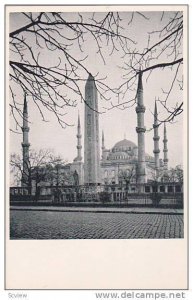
{"left": 112, "top": 139, "right": 137, "bottom": 152}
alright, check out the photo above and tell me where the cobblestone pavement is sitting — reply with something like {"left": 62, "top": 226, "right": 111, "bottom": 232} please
{"left": 10, "top": 209, "right": 184, "bottom": 239}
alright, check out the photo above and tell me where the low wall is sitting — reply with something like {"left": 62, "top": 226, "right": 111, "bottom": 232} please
{"left": 10, "top": 189, "right": 183, "bottom": 208}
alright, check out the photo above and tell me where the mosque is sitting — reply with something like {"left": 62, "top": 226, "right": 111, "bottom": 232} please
{"left": 69, "top": 72, "right": 168, "bottom": 191}
{"left": 19, "top": 71, "right": 174, "bottom": 199}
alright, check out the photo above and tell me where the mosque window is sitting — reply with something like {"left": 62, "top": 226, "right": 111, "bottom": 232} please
{"left": 175, "top": 185, "right": 181, "bottom": 193}
{"left": 152, "top": 186, "right": 158, "bottom": 193}
{"left": 168, "top": 186, "right": 173, "bottom": 193}
{"left": 145, "top": 186, "right": 150, "bottom": 193}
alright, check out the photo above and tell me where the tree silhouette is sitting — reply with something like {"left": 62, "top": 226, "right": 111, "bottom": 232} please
{"left": 10, "top": 148, "right": 66, "bottom": 190}
{"left": 9, "top": 11, "right": 134, "bottom": 130}
{"left": 167, "top": 165, "right": 183, "bottom": 183}
{"left": 118, "top": 167, "right": 136, "bottom": 192}
{"left": 117, "top": 11, "right": 183, "bottom": 124}
{"left": 9, "top": 11, "right": 184, "bottom": 130}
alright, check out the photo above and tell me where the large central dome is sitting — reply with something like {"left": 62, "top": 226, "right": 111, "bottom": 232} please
{"left": 112, "top": 139, "right": 137, "bottom": 152}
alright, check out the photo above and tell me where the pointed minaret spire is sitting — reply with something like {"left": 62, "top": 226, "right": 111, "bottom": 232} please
{"left": 78, "top": 112, "right": 80, "bottom": 127}
{"left": 88, "top": 73, "right": 94, "bottom": 80}
{"left": 74, "top": 113, "right": 82, "bottom": 162}
{"left": 23, "top": 93, "right": 28, "bottom": 113}
{"left": 163, "top": 122, "right": 168, "bottom": 170}
{"left": 154, "top": 100, "right": 158, "bottom": 121}
{"left": 153, "top": 100, "right": 160, "bottom": 179}
{"left": 136, "top": 71, "right": 146, "bottom": 191}
{"left": 21, "top": 94, "right": 30, "bottom": 187}
{"left": 137, "top": 70, "right": 143, "bottom": 91}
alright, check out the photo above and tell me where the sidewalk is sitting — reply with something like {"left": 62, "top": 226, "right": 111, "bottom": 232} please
{"left": 10, "top": 205, "right": 183, "bottom": 215}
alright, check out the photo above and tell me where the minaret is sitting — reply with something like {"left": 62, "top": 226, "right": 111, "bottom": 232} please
{"left": 84, "top": 74, "right": 101, "bottom": 184}
{"left": 74, "top": 113, "right": 82, "bottom": 161}
{"left": 21, "top": 94, "right": 30, "bottom": 187}
{"left": 135, "top": 71, "right": 146, "bottom": 191}
{"left": 153, "top": 100, "right": 160, "bottom": 179}
{"left": 163, "top": 122, "right": 168, "bottom": 170}
{"left": 72, "top": 113, "right": 84, "bottom": 185}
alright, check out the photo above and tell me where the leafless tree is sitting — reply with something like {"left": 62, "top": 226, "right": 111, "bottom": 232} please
{"left": 118, "top": 166, "right": 136, "bottom": 192}
{"left": 10, "top": 153, "right": 24, "bottom": 186}
{"left": 117, "top": 11, "right": 183, "bottom": 125}
{"left": 45, "top": 161, "right": 74, "bottom": 187}
{"left": 167, "top": 165, "right": 183, "bottom": 183}
{"left": 9, "top": 11, "right": 184, "bottom": 130}
{"left": 9, "top": 11, "right": 134, "bottom": 130}
{"left": 10, "top": 148, "right": 66, "bottom": 191}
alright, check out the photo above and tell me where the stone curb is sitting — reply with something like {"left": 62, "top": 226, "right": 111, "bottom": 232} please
{"left": 10, "top": 207, "right": 183, "bottom": 215}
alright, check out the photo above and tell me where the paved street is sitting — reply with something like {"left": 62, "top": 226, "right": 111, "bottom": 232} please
{"left": 10, "top": 208, "right": 184, "bottom": 239}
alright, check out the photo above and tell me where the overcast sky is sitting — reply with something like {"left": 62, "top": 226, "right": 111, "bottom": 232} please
{"left": 9, "top": 9, "right": 184, "bottom": 168}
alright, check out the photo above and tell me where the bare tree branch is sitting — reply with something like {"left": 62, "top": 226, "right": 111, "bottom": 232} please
{"left": 9, "top": 11, "right": 184, "bottom": 130}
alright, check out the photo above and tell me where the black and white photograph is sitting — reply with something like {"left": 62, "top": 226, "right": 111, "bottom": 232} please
{"left": 6, "top": 4, "right": 188, "bottom": 290}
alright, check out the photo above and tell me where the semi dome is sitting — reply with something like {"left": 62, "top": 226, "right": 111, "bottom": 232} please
{"left": 112, "top": 139, "right": 137, "bottom": 152}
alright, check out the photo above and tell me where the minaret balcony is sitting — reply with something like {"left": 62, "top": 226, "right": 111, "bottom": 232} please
{"left": 153, "top": 136, "right": 160, "bottom": 141}
{"left": 22, "top": 127, "right": 29, "bottom": 132}
{"left": 135, "top": 106, "right": 146, "bottom": 113}
{"left": 73, "top": 156, "right": 82, "bottom": 162}
{"left": 153, "top": 149, "right": 160, "bottom": 154}
{"left": 22, "top": 142, "right": 30, "bottom": 147}
{"left": 136, "top": 127, "right": 146, "bottom": 133}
